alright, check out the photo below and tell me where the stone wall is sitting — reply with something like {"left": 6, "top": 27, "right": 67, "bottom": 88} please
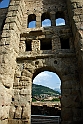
{"left": 22, "top": 0, "right": 69, "bottom": 29}
{"left": 0, "top": 0, "right": 83, "bottom": 124}
{"left": 0, "top": 8, "right": 8, "bottom": 35}
{"left": 0, "top": 0, "right": 26, "bottom": 124}
{"left": 67, "top": 1, "right": 83, "bottom": 123}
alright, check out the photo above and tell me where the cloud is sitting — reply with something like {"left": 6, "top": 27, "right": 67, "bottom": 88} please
{"left": 56, "top": 18, "right": 65, "bottom": 26}
{"left": 56, "top": 22, "right": 65, "bottom": 26}
{"left": 33, "top": 71, "right": 52, "bottom": 84}
{"left": 33, "top": 71, "right": 61, "bottom": 90}
{"left": 28, "top": 21, "right": 36, "bottom": 28}
{"left": 42, "top": 19, "right": 51, "bottom": 27}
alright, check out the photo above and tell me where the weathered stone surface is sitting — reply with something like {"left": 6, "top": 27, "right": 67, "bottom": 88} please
{"left": 15, "top": 106, "right": 22, "bottom": 119}
{"left": 9, "top": 105, "right": 15, "bottom": 119}
{"left": 61, "top": 108, "right": 73, "bottom": 121}
{"left": 21, "top": 69, "right": 32, "bottom": 78}
{"left": 22, "top": 106, "right": 29, "bottom": 119}
{"left": 20, "top": 89, "right": 29, "bottom": 95}
{"left": 0, "top": 0, "right": 83, "bottom": 124}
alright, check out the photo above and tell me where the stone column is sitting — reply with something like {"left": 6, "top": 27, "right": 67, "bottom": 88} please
{"left": 36, "top": 13, "right": 41, "bottom": 28}
{"left": 19, "top": 37, "right": 26, "bottom": 53}
{"left": 50, "top": 12, "right": 55, "bottom": 26}
{"left": 22, "top": 12, "right": 28, "bottom": 30}
{"left": 32, "top": 40, "right": 40, "bottom": 52}
{"left": 52, "top": 36, "right": 60, "bottom": 53}
{"left": 9, "top": 68, "right": 32, "bottom": 124}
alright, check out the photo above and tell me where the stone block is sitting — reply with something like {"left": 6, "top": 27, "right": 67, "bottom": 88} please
{"left": 0, "top": 106, "right": 9, "bottom": 120}
{"left": 9, "top": 105, "right": 15, "bottom": 119}
{"left": 8, "top": 119, "right": 22, "bottom": 124}
{"left": 61, "top": 95, "right": 73, "bottom": 107}
{"left": 19, "top": 95, "right": 31, "bottom": 106}
{"left": 62, "top": 89, "right": 71, "bottom": 95}
{"left": 15, "top": 106, "right": 22, "bottom": 119}
{"left": 20, "top": 76, "right": 31, "bottom": 81}
{"left": 20, "top": 89, "right": 29, "bottom": 95}
{"left": 0, "top": 120, "right": 8, "bottom": 124}
{"left": 0, "top": 0, "right": 83, "bottom": 124}
{"left": 61, "top": 108, "right": 73, "bottom": 121}
{"left": 22, "top": 106, "right": 29, "bottom": 119}
{"left": 21, "top": 69, "right": 32, "bottom": 78}
{"left": 62, "top": 81, "right": 72, "bottom": 89}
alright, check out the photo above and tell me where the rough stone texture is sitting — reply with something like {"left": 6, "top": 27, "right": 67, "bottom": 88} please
{"left": 0, "top": 0, "right": 83, "bottom": 124}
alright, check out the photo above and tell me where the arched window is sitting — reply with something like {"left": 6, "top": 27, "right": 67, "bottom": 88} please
{"left": 28, "top": 14, "right": 36, "bottom": 28}
{"left": 41, "top": 12, "right": 51, "bottom": 27}
{"left": 55, "top": 11, "right": 66, "bottom": 26}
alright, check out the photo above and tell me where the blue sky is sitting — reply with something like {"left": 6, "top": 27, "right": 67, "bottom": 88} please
{"left": 29, "top": 19, "right": 65, "bottom": 28}
{"left": 0, "top": 0, "right": 62, "bottom": 91}
{"left": 33, "top": 71, "right": 61, "bottom": 90}
{"left": 0, "top": 0, "right": 10, "bottom": 8}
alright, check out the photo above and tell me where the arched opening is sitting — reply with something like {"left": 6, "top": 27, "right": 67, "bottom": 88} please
{"left": 31, "top": 70, "right": 61, "bottom": 123}
{"left": 28, "top": 14, "right": 36, "bottom": 28}
{"left": 41, "top": 12, "right": 51, "bottom": 27}
{"left": 55, "top": 11, "right": 66, "bottom": 26}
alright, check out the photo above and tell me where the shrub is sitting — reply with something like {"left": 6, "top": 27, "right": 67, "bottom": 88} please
{"left": 51, "top": 98, "right": 60, "bottom": 102}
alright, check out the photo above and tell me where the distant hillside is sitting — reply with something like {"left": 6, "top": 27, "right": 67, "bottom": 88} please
{"left": 32, "top": 84, "right": 60, "bottom": 97}
{"left": 54, "top": 88, "right": 61, "bottom": 94}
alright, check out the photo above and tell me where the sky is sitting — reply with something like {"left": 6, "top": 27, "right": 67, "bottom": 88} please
{"left": 33, "top": 71, "right": 61, "bottom": 91}
{"left": 28, "top": 19, "right": 64, "bottom": 91}
{"left": 0, "top": 0, "right": 64, "bottom": 91}
{"left": 0, "top": 0, "right": 10, "bottom": 8}
{"left": 29, "top": 19, "right": 65, "bottom": 28}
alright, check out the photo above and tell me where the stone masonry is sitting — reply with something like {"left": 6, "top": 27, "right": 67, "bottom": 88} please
{"left": 0, "top": 0, "right": 83, "bottom": 124}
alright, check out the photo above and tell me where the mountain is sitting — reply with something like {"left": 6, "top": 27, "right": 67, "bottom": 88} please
{"left": 54, "top": 88, "right": 61, "bottom": 94}
{"left": 32, "top": 84, "right": 60, "bottom": 97}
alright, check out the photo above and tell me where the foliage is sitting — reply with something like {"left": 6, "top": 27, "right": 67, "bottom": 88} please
{"left": 32, "top": 84, "right": 60, "bottom": 97}
{"left": 51, "top": 98, "right": 60, "bottom": 102}
{"left": 32, "top": 98, "right": 37, "bottom": 102}
{"left": 41, "top": 100, "right": 45, "bottom": 102}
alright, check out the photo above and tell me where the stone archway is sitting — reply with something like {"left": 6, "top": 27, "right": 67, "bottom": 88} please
{"left": 32, "top": 70, "right": 61, "bottom": 116}
{"left": 8, "top": 54, "right": 81, "bottom": 124}
{"left": 0, "top": 0, "right": 83, "bottom": 124}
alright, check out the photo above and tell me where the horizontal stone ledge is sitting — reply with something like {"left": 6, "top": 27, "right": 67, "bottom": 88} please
{"left": 17, "top": 52, "right": 76, "bottom": 61}
{"left": 57, "top": 52, "right": 76, "bottom": 58}
{"left": 8, "top": 119, "right": 28, "bottom": 124}
{"left": 21, "top": 25, "right": 71, "bottom": 37}
{"left": 16, "top": 54, "right": 55, "bottom": 61}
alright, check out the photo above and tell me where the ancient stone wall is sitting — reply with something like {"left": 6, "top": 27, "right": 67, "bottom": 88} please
{"left": 0, "top": 8, "right": 8, "bottom": 36}
{"left": 0, "top": 0, "right": 26, "bottom": 123}
{"left": 67, "top": 1, "right": 83, "bottom": 123}
{"left": 0, "top": 0, "right": 83, "bottom": 124}
{"left": 22, "top": 0, "right": 69, "bottom": 29}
